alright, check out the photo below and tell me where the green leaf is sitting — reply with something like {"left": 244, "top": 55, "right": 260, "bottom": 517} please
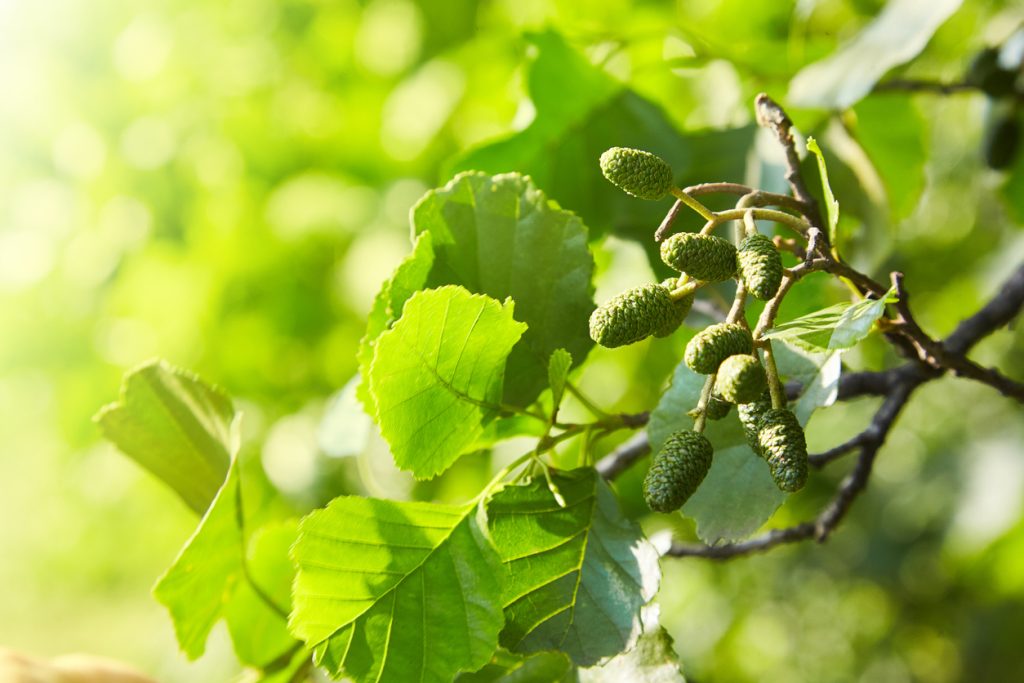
{"left": 788, "top": 0, "right": 964, "bottom": 108}
{"left": 578, "top": 606, "right": 685, "bottom": 683}
{"left": 289, "top": 497, "right": 505, "bottom": 683}
{"left": 763, "top": 286, "right": 897, "bottom": 352}
{"left": 649, "top": 360, "right": 785, "bottom": 543}
{"left": 806, "top": 137, "right": 840, "bottom": 245}
{"left": 486, "top": 468, "right": 661, "bottom": 666}
{"left": 153, "top": 456, "right": 243, "bottom": 659}
{"left": 368, "top": 285, "right": 528, "bottom": 479}
{"left": 450, "top": 30, "right": 753, "bottom": 269}
{"left": 548, "top": 349, "right": 573, "bottom": 412}
{"left": 357, "top": 231, "right": 436, "bottom": 414}
{"left": 413, "top": 172, "right": 595, "bottom": 407}
{"left": 95, "top": 359, "right": 235, "bottom": 514}
{"left": 224, "top": 520, "right": 299, "bottom": 668}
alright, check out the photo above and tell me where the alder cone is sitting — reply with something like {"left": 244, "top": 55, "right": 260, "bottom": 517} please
{"left": 660, "top": 233, "right": 737, "bottom": 282}
{"left": 714, "top": 354, "right": 768, "bottom": 404}
{"left": 599, "top": 147, "right": 674, "bottom": 200}
{"left": 653, "top": 278, "right": 694, "bottom": 337}
{"left": 643, "top": 430, "right": 713, "bottom": 512}
{"left": 757, "top": 408, "right": 809, "bottom": 492}
{"left": 738, "top": 391, "right": 772, "bottom": 456}
{"left": 736, "top": 233, "right": 783, "bottom": 300}
{"left": 684, "top": 322, "right": 753, "bottom": 374}
{"left": 589, "top": 283, "right": 678, "bottom": 348}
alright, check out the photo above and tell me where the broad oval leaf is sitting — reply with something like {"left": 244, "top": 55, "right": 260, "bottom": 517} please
{"left": 289, "top": 497, "right": 504, "bottom": 683}
{"left": 486, "top": 468, "right": 661, "bottom": 666}
{"left": 368, "top": 285, "right": 527, "bottom": 479}
{"left": 412, "top": 171, "right": 595, "bottom": 407}
{"left": 95, "top": 359, "right": 235, "bottom": 514}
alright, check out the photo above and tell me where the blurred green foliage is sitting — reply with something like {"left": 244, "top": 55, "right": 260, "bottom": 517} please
{"left": 1, "top": 0, "right": 1023, "bottom": 681}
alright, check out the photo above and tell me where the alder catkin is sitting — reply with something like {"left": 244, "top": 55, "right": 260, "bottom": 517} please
{"left": 599, "top": 147, "right": 675, "bottom": 200}
{"left": 714, "top": 354, "right": 768, "bottom": 404}
{"left": 684, "top": 322, "right": 753, "bottom": 374}
{"left": 736, "top": 233, "right": 783, "bottom": 300}
{"left": 660, "top": 233, "right": 737, "bottom": 282}
{"left": 757, "top": 408, "right": 809, "bottom": 492}
{"left": 589, "top": 283, "right": 678, "bottom": 348}
{"left": 705, "top": 394, "right": 732, "bottom": 420}
{"left": 738, "top": 391, "right": 772, "bottom": 457}
{"left": 643, "top": 430, "right": 714, "bottom": 512}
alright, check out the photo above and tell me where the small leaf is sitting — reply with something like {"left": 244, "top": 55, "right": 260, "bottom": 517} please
{"left": 547, "top": 349, "right": 573, "bottom": 413}
{"left": 413, "top": 172, "right": 595, "bottom": 407}
{"left": 806, "top": 137, "right": 840, "bottom": 245}
{"left": 649, "top": 360, "right": 785, "bottom": 543}
{"left": 356, "top": 231, "right": 436, "bottom": 414}
{"left": 788, "top": 0, "right": 964, "bottom": 109}
{"left": 486, "top": 468, "right": 661, "bottom": 666}
{"left": 763, "top": 286, "right": 897, "bottom": 352}
{"left": 153, "top": 458, "right": 244, "bottom": 659}
{"left": 289, "top": 498, "right": 505, "bottom": 683}
{"left": 368, "top": 285, "right": 527, "bottom": 479}
{"left": 95, "top": 359, "right": 235, "bottom": 514}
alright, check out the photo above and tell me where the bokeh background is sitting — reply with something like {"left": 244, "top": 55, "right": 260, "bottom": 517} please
{"left": 1, "top": 0, "right": 1023, "bottom": 681}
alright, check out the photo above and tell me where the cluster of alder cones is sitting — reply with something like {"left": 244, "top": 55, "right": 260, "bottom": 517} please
{"left": 590, "top": 147, "right": 809, "bottom": 513}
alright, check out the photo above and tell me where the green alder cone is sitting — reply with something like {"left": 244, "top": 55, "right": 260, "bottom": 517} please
{"left": 757, "top": 408, "right": 809, "bottom": 492}
{"left": 653, "top": 278, "right": 695, "bottom": 337}
{"left": 599, "top": 147, "right": 674, "bottom": 200}
{"left": 684, "top": 322, "right": 753, "bottom": 374}
{"left": 643, "top": 430, "right": 714, "bottom": 512}
{"left": 738, "top": 391, "right": 772, "bottom": 456}
{"left": 736, "top": 233, "right": 783, "bottom": 301}
{"left": 660, "top": 233, "right": 737, "bottom": 282}
{"left": 589, "top": 283, "right": 678, "bottom": 348}
{"left": 984, "top": 114, "right": 1021, "bottom": 170}
{"left": 714, "top": 354, "right": 768, "bottom": 404}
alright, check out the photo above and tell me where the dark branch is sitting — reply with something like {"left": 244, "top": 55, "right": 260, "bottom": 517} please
{"left": 944, "top": 263, "right": 1024, "bottom": 355}
{"left": 754, "top": 93, "right": 826, "bottom": 234}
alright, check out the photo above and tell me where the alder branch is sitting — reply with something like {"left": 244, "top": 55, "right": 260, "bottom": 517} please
{"left": 754, "top": 93, "right": 826, "bottom": 233}
{"left": 624, "top": 95, "right": 1024, "bottom": 560}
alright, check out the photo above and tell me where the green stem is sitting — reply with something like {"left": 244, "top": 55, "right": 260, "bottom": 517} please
{"left": 670, "top": 187, "right": 716, "bottom": 221}
{"left": 693, "top": 375, "right": 716, "bottom": 433}
{"left": 669, "top": 279, "right": 702, "bottom": 300}
{"left": 705, "top": 207, "right": 810, "bottom": 237}
{"left": 566, "top": 381, "right": 610, "bottom": 419}
{"left": 760, "top": 339, "right": 786, "bottom": 409}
